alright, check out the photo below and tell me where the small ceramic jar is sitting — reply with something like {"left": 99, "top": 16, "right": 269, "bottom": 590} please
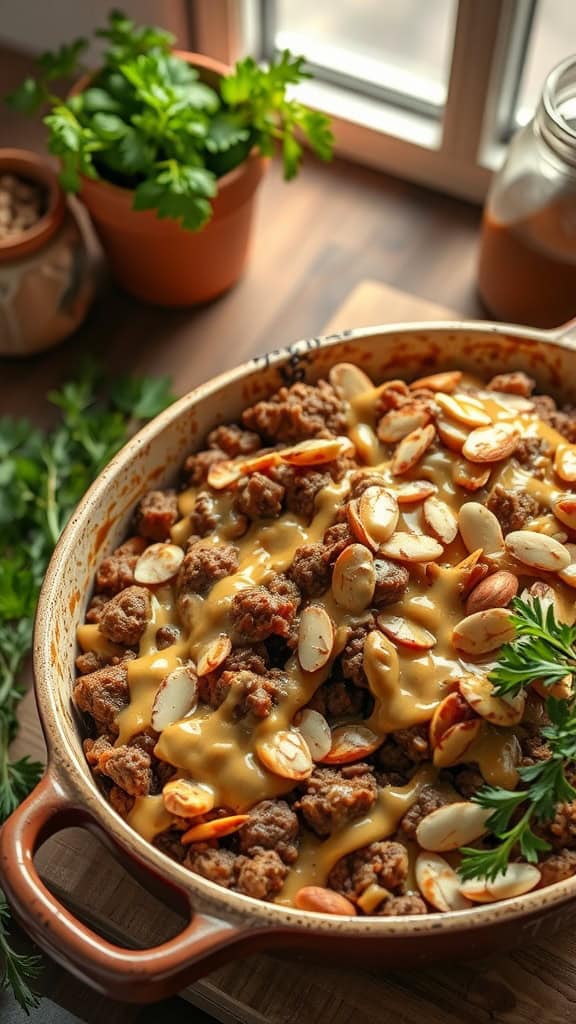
{"left": 0, "top": 149, "right": 96, "bottom": 357}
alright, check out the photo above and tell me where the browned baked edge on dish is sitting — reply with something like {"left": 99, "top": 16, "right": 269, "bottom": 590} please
{"left": 73, "top": 364, "right": 576, "bottom": 916}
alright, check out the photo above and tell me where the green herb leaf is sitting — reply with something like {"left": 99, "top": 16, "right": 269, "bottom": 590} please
{"left": 5, "top": 77, "right": 47, "bottom": 114}
{"left": 133, "top": 163, "right": 216, "bottom": 230}
{"left": 38, "top": 38, "right": 87, "bottom": 80}
{"left": 0, "top": 891, "right": 42, "bottom": 1013}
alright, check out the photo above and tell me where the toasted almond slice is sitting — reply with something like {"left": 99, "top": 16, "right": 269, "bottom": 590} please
{"left": 295, "top": 886, "right": 357, "bottom": 915}
{"left": 356, "top": 883, "right": 392, "bottom": 914}
{"left": 380, "top": 532, "right": 443, "bottom": 563}
{"left": 151, "top": 666, "right": 198, "bottom": 731}
{"left": 452, "top": 459, "right": 491, "bottom": 492}
{"left": 458, "top": 674, "right": 525, "bottom": 726}
{"left": 415, "top": 853, "right": 472, "bottom": 912}
{"left": 134, "top": 543, "right": 185, "bottom": 585}
{"left": 462, "top": 422, "right": 520, "bottom": 463}
{"left": 465, "top": 570, "right": 519, "bottom": 614}
{"left": 456, "top": 549, "right": 490, "bottom": 598}
{"left": 486, "top": 391, "right": 534, "bottom": 413}
{"left": 242, "top": 450, "right": 282, "bottom": 475}
{"left": 162, "top": 779, "right": 215, "bottom": 818}
{"left": 458, "top": 502, "right": 504, "bottom": 557}
{"left": 391, "top": 423, "right": 436, "bottom": 475}
{"left": 452, "top": 608, "right": 516, "bottom": 655}
{"left": 436, "top": 393, "right": 492, "bottom": 428}
{"left": 256, "top": 729, "right": 313, "bottom": 780}
{"left": 332, "top": 543, "right": 376, "bottom": 612}
{"left": 196, "top": 634, "right": 232, "bottom": 677}
{"left": 320, "top": 722, "right": 382, "bottom": 764}
{"left": 505, "top": 530, "right": 571, "bottom": 572}
{"left": 532, "top": 674, "right": 573, "bottom": 701}
{"left": 394, "top": 479, "right": 437, "bottom": 504}
{"left": 293, "top": 708, "right": 332, "bottom": 761}
{"left": 559, "top": 543, "right": 576, "bottom": 588}
{"left": 416, "top": 802, "right": 491, "bottom": 851}
{"left": 349, "top": 422, "right": 380, "bottom": 464}
{"left": 410, "top": 370, "right": 462, "bottom": 393}
{"left": 181, "top": 814, "right": 250, "bottom": 845}
{"left": 552, "top": 495, "right": 576, "bottom": 531}
{"left": 298, "top": 606, "right": 334, "bottom": 672}
{"left": 357, "top": 486, "right": 399, "bottom": 546}
{"left": 555, "top": 442, "right": 576, "bottom": 483}
{"left": 281, "top": 435, "right": 355, "bottom": 466}
{"left": 460, "top": 863, "right": 541, "bottom": 903}
{"left": 429, "top": 691, "right": 473, "bottom": 749}
{"left": 207, "top": 459, "right": 242, "bottom": 489}
{"left": 433, "top": 719, "right": 483, "bottom": 768}
{"left": 377, "top": 404, "right": 432, "bottom": 443}
{"left": 437, "top": 417, "right": 469, "bottom": 453}
{"left": 377, "top": 613, "right": 436, "bottom": 651}
{"left": 329, "top": 362, "right": 374, "bottom": 399}
{"left": 423, "top": 496, "right": 458, "bottom": 545}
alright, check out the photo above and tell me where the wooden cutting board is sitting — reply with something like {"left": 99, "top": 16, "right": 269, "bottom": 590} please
{"left": 11, "top": 281, "right": 576, "bottom": 1024}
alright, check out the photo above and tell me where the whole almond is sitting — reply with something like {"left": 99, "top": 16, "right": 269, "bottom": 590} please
{"left": 295, "top": 886, "right": 357, "bottom": 916}
{"left": 465, "top": 570, "right": 518, "bottom": 614}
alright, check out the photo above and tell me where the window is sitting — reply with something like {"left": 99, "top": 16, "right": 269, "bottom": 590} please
{"left": 192, "top": 0, "right": 575, "bottom": 202}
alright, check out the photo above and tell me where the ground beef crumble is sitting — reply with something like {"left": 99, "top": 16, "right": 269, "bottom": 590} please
{"left": 134, "top": 489, "right": 179, "bottom": 541}
{"left": 234, "top": 472, "right": 285, "bottom": 520}
{"left": 177, "top": 542, "right": 239, "bottom": 598}
{"left": 238, "top": 800, "right": 299, "bottom": 863}
{"left": 231, "top": 575, "right": 300, "bottom": 641}
{"left": 486, "top": 483, "right": 542, "bottom": 535}
{"left": 73, "top": 663, "right": 129, "bottom": 736}
{"left": 95, "top": 537, "right": 148, "bottom": 594}
{"left": 296, "top": 765, "right": 377, "bottom": 837}
{"left": 98, "top": 585, "right": 152, "bottom": 646}
{"left": 399, "top": 786, "right": 447, "bottom": 838}
{"left": 328, "top": 841, "right": 408, "bottom": 902}
{"left": 242, "top": 380, "right": 347, "bottom": 443}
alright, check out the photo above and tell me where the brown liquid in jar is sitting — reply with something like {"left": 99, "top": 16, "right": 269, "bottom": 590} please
{"left": 478, "top": 197, "right": 576, "bottom": 328}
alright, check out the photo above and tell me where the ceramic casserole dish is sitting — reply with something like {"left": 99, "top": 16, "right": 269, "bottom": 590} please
{"left": 2, "top": 317, "right": 576, "bottom": 1002}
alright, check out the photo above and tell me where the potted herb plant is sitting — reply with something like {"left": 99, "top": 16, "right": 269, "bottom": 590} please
{"left": 8, "top": 10, "right": 333, "bottom": 306}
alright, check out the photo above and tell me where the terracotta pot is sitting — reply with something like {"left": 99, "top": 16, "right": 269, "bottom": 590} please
{"left": 0, "top": 149, "right": 95, "bottom": 356}
{"left": 70, "top": 52, "right": 267, "bottom": 307}
{"left": 3, "top": 317, "right": 576, "bottom": 1001}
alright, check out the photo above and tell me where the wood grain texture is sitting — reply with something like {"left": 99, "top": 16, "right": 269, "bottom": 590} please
{"left": 9, "top": 281, "right": 576, "bottom": 1024}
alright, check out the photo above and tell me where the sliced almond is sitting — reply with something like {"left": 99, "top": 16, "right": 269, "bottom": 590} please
{"left": 394, "top": 479, "right": 437, "bottom": 504}
{"left": 416, "top": 802, "right": 491, "bottom": 851}
{"left": 415, "top": 853, "right": 472, "bottom": 912}
{"left": 462, "top": 423, "right": 519, "bottom": 463}
{"left": 457, "top": 549, "right": 490, "bottom": 598}
{"left": 162, "top": 779, "right": 215, "bottom": 818}
{"left": 207, "top": 459, "right": 242, "bottom": 490}
{"left": 134, "top": 543, "right": 185, "bottom": 585}
{"left": 349, "top": 422, "right": 380, "bottom": 464}
{"left": 460, "top": 863, "right": 541, "bottom": 903}
{"left": 452, "top": 459, "right": 491, "bottom": 492}
{"left": 380, "top": 532, "right": 443, "bottom": 563}
{"left": 436, "top": 393, "right": 492, "bottom": 429}
{"left": 423, "top": 496, "right": 458, "bottom": 545}
{"left": 458, "top": 502, "right": 504, "bottom": 557}
{"left": 553, "top": 495, "right": 576, "bottom": 531}
{"left": 458, "top": 674, "right": 525, "bottom": 726}
{"left": 256, "top": 729, "right": 313, "bottom": 780}
{"left": 554, "top": 442, "right": 576, "bottom": 483}
{"left": 329, "top": 362, "right": 374, "bottom": 399}
{"left": 196, "top": 634, "right": 232, "bottom": 677}
{"left": 358, "top": 486, "right": 399, "bottom": 546}
{"left": 433, "top": 719, "right": 483, "bottom": 767}
{"left": 391, "top": 423, "right": 436, "bottom": 475}
{"left": 377, "top": 404, "right": 431, "bottom": 443}
{"left": 281, "top": 435, "right": 355, "bottom": 466}
{"left": 559, "top": 542, "right": 576, "bottom": 588}
{"left": 429, "top": 691, "right": 474, "bottom": 750}
{"left": 181, "top": 814, "right": 250, "bottom": 845}
{"left": 295, "top": 886, "right": 357, "bottom": 915}
{"left": 465, "top": 570, "right": 519, "bottom": 614}
{"left": 151, "top": 666, "right": 198, "bottom": 731}
{"left": 293, "top": 708, "right": 332, "bottom": 761}
{"left": 437, "top": 417, "right": 469, "bottom": 453}
{"left": 487, "top": 391, "right": 534, "bottom": 413}
{"left": 320, "top": 722, "right": 382, "bottom": 764}
{"left": 332, "top": 543, "right": 376, "bottom": 612}
{"left": 505, "top": 530, "right": 570, "bottom": 572}
{"left": 298, "top": 606, "right": 334, "bottom": 672}
{"left": 376, "top": 613, "right": 436, "bottom": 651}
{"left": 241, "top": 450, "right": 282, "bottom": 475}
{"left": 452, "top": 608, "right": 516, "bottom": 655}
{"left": 410, "top": 370, "right": 462, "bottom": 393}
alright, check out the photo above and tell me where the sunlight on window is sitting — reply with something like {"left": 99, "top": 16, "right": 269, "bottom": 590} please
{"left": 516, "top": 0, "right": 576, "bottom": 125}
{"left": 275, "top": 0, "right": 457, "bottom": 110}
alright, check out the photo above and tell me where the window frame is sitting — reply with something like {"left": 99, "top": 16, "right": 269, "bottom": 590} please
{"left": 191, "top": 0, "right": 541, "bottom": 203}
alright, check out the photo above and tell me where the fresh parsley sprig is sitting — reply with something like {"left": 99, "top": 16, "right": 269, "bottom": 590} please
{"left": 6, "top": 10, "right": 333, "bottom": 229}
{"left": 459, "top": 597, "right": 576, "bottom": 882}
{"left": 0, "top": 360, "right": 174, "bottom": 1012}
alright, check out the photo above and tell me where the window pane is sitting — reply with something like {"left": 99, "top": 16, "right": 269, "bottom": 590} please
{"left": 515, "top": 0, "right": 576, "bottom": 124}
{"left": 274, "top": 0, "right": 457, "bottom": 109}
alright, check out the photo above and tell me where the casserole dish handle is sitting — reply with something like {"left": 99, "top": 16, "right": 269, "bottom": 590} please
{"left": 0, "top": 771, "right": 270, "bottom": 1002}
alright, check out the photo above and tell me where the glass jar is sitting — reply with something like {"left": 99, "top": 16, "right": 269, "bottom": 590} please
{"left": 478, "top": 56, "right": 576, "bottom": 328}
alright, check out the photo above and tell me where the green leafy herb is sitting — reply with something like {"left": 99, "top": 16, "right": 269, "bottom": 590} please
{"left": 460, "top": 596, "right": 576, "bottom": 881}
{"left": 6, "top": 11, "right": 333, "bottom": 229}
{"left": 0, "top": 360, "right": 174, "bottom": 1011}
